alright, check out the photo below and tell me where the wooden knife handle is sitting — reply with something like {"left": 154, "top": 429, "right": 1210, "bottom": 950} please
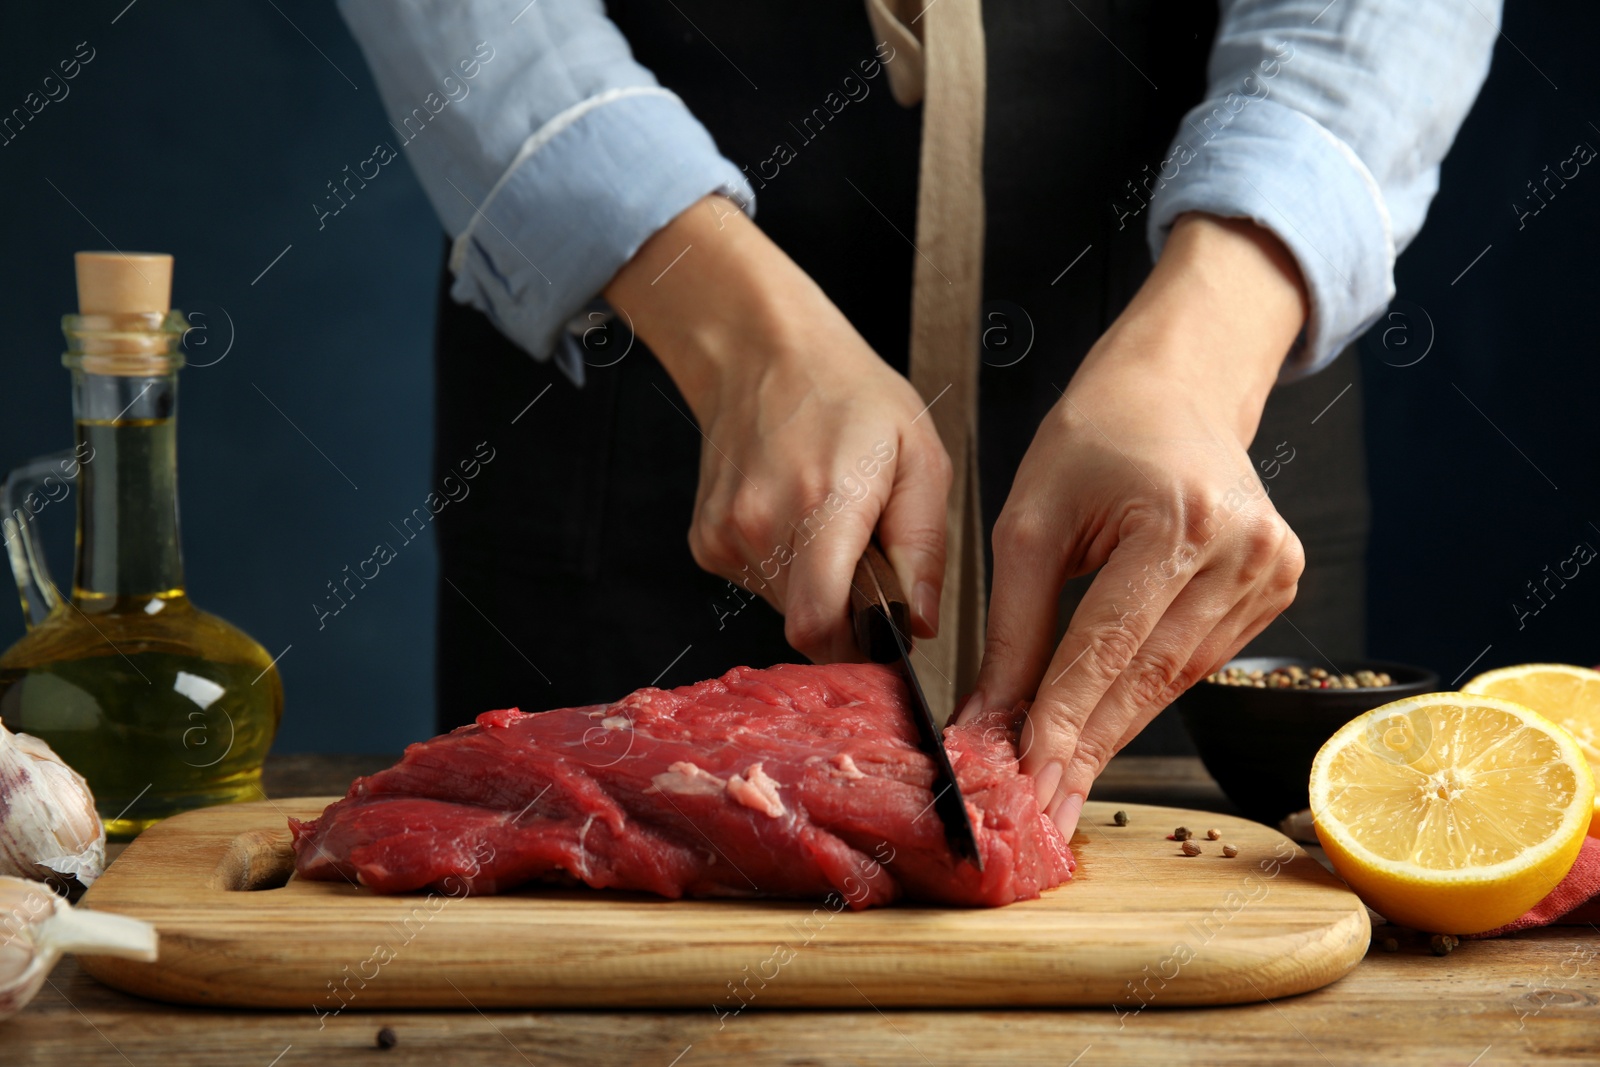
{"left": 851, "top": 543, "right": 911, "bottom": 664}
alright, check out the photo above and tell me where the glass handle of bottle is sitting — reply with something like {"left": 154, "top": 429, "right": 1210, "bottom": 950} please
{"left": 0, "top": 450, "right": 82, "bottom": 629}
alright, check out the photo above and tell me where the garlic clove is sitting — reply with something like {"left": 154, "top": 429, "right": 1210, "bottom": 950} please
{"left": 0, "top": 877, "right": 65, "bottom": 1019}
{"left": 0, "top": 723, "right": 106, "bottom": 889}
{"left": 0, "top": 875, "right": 156, "bottom": 1020}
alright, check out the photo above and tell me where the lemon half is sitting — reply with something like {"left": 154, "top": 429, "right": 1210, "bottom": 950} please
{"left": 1310, "top": 693, "right": 1594, "bottom": 934}
{"left": 1463, "top": 663, "right": 1600, "bottom": 837}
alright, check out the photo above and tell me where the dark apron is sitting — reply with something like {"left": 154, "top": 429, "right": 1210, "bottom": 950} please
{"left": 431, "top": 2, "right": 1369, "bottom": 748}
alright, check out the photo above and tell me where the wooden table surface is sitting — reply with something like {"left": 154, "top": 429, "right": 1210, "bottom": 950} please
{"left": 10, "top": 755, "right": 1599, "bottom": 1066}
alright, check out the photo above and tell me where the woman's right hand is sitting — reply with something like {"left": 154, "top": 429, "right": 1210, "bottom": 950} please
{"left": 604, "top": 196, "right": 953, "bottom": 663}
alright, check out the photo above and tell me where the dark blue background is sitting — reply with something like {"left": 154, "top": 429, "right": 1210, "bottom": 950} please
{"left": 1358, "top": 3, "right": 1600, "bottom": 684}
{"left": 0, "top": 2, "right": 1595, "bottom": 753}
{"left": 0, "top": 2, "right": 439, "bottom": 753}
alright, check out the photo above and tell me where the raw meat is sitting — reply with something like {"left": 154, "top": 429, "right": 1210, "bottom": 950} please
{"left": 290, "top": 663, "right": 1073, "bottom": 908}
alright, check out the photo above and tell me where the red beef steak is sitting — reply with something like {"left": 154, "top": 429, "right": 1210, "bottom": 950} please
{"left": 290, "top": 663, "right": 1073, "bottom": 908}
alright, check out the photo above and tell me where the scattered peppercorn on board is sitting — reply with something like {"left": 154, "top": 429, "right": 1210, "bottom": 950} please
{"left": 75, "top": 798, "right": 1368, "bottom": 1009}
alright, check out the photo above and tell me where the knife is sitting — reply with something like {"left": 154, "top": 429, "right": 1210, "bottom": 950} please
{"left": 851, "top": 543, "right": 984, "bottom": 871}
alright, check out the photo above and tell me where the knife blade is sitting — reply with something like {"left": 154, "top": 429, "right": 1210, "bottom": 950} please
{"left": 850, "top": 543, "right": 984, "bottom": 871}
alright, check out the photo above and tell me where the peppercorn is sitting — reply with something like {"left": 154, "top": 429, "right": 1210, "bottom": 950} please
{"left": 1206, "top": 828, "right": 1221, "bottom": 840}
{"left": 1205, "top": 663, "right": 1397, "bottom": 690}
{"left": 1173, "top": 826, "right": 1193, "bottom": 841}
{"left": 1429, "top": 934, "right": 1459, "bottom": 957}
{"left": 1181, "top": 840, "right": 1202, "bottom": 856}
{"left": 1379, "top": 936, "right": 1399, "bottom": 952}
{"left": 1221, "top": 844, "right": 1239, "bottom": 858}
{"left": 376, "top": 1026, "right": 398, "bottom": 1050}
{"left": 1113, "top": 810, "right": 1129, "bottom": 827}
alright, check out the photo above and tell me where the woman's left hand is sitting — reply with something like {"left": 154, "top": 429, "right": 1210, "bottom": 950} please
{"left": 960, "top": 214, "right": 1312, "bottom": 843}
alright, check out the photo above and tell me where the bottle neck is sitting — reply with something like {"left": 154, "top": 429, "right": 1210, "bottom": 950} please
{"left": 71, "top": 371, "right": 186, "bottom": 609}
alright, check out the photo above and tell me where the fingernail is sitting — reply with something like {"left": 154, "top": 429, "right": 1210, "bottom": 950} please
{"left": 1052, "top": 792, "right": 1085, "bottom": 842}
{"left": 1044, "top": 791, "right": 1066, "bottom": 823}
{"left": 913, "top": 581, "right": 939, "bottom": 634}
{"left": 954, "top": 692, "right": 983, "bottom": 726}
{"left": 1033, "top": 760, "right": 1064, "bottom": 808}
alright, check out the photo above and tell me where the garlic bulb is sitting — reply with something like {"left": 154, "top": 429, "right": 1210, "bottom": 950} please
{"left": 0, "top": 875, "right": 156, "bottom": 1019}
{"left": 0, "top": 722, "right": 106, "bottom": 888}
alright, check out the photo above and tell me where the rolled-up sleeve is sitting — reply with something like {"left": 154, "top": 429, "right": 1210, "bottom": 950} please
{"left": 339, "top": 0, "right": 755, "bottom": 383}
{"left": 1146, "top": 0, "right": 1500, "bottom": 377}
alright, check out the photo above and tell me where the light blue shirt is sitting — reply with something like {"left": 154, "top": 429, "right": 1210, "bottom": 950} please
{"left": 339, "top": 0, "right": 1500, "bottom": 384}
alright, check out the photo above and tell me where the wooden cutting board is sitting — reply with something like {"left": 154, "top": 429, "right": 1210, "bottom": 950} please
{"left": 77, "top": 797, "right": 1368, "bottom": 1011}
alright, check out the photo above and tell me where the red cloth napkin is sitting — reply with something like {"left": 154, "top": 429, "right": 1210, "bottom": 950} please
{"left": 1467, "top": 835, "right": 1600, "bottom": 938}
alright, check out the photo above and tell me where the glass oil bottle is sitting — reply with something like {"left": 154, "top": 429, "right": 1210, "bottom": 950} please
{"left": 0, "top": 251, "right": 282, "bottom": 838}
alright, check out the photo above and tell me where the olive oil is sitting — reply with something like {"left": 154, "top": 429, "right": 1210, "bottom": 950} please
{"left": 0, "top": 639, "right": 280, "bottom": 837}
{"left": 75, "top": 417, "right": 184, "bottom": 606}
{"left": 0, "top": 252, "right": 282, "bottom": 837}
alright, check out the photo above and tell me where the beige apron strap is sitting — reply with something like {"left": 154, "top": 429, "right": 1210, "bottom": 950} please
{"left": 863, "top": 0, "right": 925, "bottom": 106}
{"left": 865, "top": 0, "right": 987, "bottom": 722}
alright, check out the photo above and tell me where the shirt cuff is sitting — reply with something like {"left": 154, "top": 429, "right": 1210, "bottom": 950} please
{"left": 446, "top": 90, "right": 755, "bottom": 384}
{"left": 1146, "top": 97, "right": 1395, "bottom": 379}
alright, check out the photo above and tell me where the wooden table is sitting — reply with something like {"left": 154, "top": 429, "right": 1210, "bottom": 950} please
{"left": 10, "top": 756, "right": 1599, "bottom": 1066}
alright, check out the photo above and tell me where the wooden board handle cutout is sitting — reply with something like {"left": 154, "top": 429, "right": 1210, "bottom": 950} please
{"left": 208, "top": 828, "right": 296, "bottom": 892}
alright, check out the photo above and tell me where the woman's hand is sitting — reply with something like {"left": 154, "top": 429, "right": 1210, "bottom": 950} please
{"left": 604, "top": 196, "right": 952, "bottom": 662}
{"left": 961, "top": 214, "right": 1311, "bottom": 843}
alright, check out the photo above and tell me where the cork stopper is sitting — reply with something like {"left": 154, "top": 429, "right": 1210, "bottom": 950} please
{"left": 75, "top": 251, "right": 173, "bottom": 315}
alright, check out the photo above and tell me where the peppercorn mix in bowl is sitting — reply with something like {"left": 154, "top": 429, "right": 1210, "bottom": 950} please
{"left": 1174, "top": 656, "right": 1439, "bottom": 825}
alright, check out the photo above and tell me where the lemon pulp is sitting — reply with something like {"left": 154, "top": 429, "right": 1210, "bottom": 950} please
{"left": 1311, "top": 694, "right": 1593, "bottom": 933}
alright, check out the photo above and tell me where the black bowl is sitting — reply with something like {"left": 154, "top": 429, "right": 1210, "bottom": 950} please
{"left": 1174, "top": 656, "right": 1440, "bottom": 825}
